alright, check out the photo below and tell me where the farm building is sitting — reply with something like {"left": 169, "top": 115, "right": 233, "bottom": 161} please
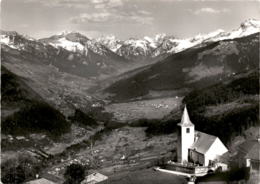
{"left": 236, "top": 139, "right": 260, "bottom": 173}
{"left": 81, "top": 172, "right": 108, "bottom": 184}
{"left": 177, "top": 106, "right": 228, "bottom": 167}
{"left": 25, "top": 178, "right": 57, "bottom": 184}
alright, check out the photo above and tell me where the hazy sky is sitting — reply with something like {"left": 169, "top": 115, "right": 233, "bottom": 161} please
{"left": 2, "top": 0, "right": 260, "bottom": 39}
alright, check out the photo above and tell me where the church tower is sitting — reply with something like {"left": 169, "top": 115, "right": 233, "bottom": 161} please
{"left": 177, "top": 105, "right": 195, "bottom": 163}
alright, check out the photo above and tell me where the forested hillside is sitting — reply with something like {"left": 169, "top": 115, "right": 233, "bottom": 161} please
{"left": 136, "top": 70, "right": 259, "bottom": 145}
{"left": 1, "top": 67, "right": 71, "bottom": 137}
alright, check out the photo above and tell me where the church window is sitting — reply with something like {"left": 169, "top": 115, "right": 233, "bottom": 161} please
{"left": 186, "top": 128, "right": 190, "bottom": 133}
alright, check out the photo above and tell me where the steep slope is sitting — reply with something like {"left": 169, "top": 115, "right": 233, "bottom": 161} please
{"left": 103, "top": 33, "right": 259, "bottom": 102}
{"left": 1, "top": 66, "right": 44, "bottom": 111}
{"left": 1, "top": 66, "right": 70, "bottom": 137}
{"left": 1, "top": 37, "right": 98, "bottom": 115}
{"left": 181, "top": 70, "right": 259, "bottom": 144}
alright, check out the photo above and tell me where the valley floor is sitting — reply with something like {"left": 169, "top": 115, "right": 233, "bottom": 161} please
{"left": 105, "top": 97, "right": 182, "bottom": 122}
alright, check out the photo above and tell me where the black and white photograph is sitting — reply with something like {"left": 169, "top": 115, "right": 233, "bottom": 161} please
{"left": 1, "top": 0, "right": 260, "bottom": 183}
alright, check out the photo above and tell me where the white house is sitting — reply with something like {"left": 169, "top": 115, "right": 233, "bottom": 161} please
{"left": 177, "top": 106, "right": 228, "bottom": 166}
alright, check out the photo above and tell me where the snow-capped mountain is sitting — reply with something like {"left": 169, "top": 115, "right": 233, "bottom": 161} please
{"left": 205, "top": 19, "right": 260, "bottom": 42}
{"left": 39, "top": 31, "right": 111, "bottom": 56}
{"left": 116, "top": 38, "right": 156, "bottom": 62}
{"left": 152, "top": 29, "right": 226, "bottom": 57}
{"left": 0, "top": 30, "right": 131, "bottom": 79}
{"left": 153, "top": 19, "right": 260, "bottom": 57}
{"left": 93, "top": 34, "right": 171, "bottom": 62}
{"left": 94, "top": 35, "right": 123, "bottom": 52}
{"left": 39, "top": 31, "right": 132, "bottom": 69}
{"left": 1, "top": 19, "right": 259, "bottom": 71}
{"left": 37, "top": 19, "right": 260, "bottom": 64}
{"left": 0, "top": 30, "right": 37, "bottom": 50}
{"left": 99, "top": 19, "right": 260, "bottom": 60}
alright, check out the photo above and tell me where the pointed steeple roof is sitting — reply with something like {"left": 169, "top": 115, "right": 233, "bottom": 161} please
{"left": 178, "top": 105, "right": 194, "bottom": 127}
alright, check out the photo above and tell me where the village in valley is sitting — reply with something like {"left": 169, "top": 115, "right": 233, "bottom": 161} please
{"left": 2, "top": 103, "right": 259, "bottom": 184}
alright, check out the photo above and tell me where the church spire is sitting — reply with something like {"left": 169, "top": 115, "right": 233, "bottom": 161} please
{"left": 178, "top": 105, "right": 194, "bottom": 127}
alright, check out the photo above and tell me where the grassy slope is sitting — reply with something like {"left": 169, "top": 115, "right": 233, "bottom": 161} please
{"left": 1, "top": 44, "right": 96, "bottom": 115}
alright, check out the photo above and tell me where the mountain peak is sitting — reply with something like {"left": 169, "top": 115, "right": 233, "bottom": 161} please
{"left": 155, "top": 33, "right": 167, "bottom": 41}
{"left": 94, "top": 35, "right": 122, "bottom": 52}
{"left": 240, "top": 19, "right": 260, "bottom": 29}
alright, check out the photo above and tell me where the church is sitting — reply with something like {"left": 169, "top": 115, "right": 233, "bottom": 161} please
{"left": 177, "top": 106, "right": 228, "bottom": 166}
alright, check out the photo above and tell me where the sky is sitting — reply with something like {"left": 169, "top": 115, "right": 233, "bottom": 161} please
{"left": 1, "top": 0, "right": 260, "bottom": 39}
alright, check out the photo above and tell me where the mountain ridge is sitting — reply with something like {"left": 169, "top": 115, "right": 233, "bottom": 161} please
{"left": 101, "top": 32, "right": 259, "bottom": 102}
{"left": 2, "top": 19, "right": 259, "bottom": 66}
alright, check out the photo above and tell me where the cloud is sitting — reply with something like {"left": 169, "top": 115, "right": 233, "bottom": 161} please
{"left": 70, "top": 12, "right": 113, "bottom": 23}
{"left": 23, "top": 0, "right": 124, "bottom": 8}
{"left": 68, "top": 0, "right": 153, "bottom": 25}
{"left": 194, "top": 7, "right": 230, "bottom": 14}
{"left": 138, "top": 10, "right": 151, "bottom": 15}
{"left": 70, "top": 11, "right": 154, "bottom": 25}
{"left": 91, "top": 0, "right": 123, "bottom": 8}
{"left": 24, "top": 0, "right": 153, "bottom": 25}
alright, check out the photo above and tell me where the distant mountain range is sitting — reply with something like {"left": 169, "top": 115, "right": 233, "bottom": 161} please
{"left": 1, "top": 19, "right": 259, "bottom": 108}
{"left": 0, "top": 30, "right": 132, "bottom": 79}
{"left": 2, "top": 19, "right": 259, "bottom": 68}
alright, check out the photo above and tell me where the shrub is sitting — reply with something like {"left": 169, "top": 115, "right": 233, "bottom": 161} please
{"left": 2, "top": 165, "right": 26, "bottom": 184}
{"left": 64, "top": 163, "right": 86, "bottom": 184}
{"left": 104, "top": 121, "right": 125, "bottom": 129}
{"left": 196, "top": 167, "right": 250, "bottom": 182}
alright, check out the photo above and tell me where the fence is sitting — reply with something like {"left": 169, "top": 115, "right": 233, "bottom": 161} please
{"left": 162, "top": 161, "right": 210, "bottom": 175}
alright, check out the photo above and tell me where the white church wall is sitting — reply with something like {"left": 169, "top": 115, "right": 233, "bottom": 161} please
{"left": 180, "top": 126, "right": 195, "bottom": 163}
{"left": 204, "top": 138, "right": 228, "bottom": 166}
